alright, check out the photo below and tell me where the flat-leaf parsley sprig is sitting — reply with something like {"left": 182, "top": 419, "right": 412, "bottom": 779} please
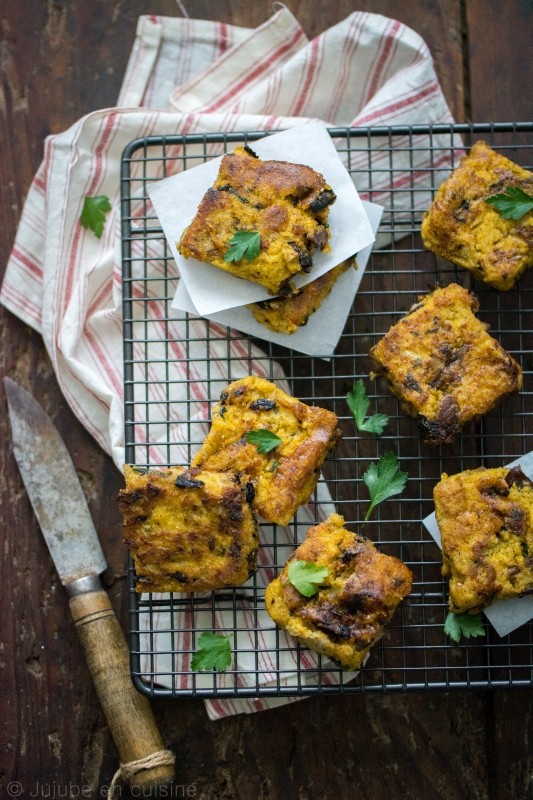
{"left": 224, "top": 230, "right": 261, "bottom": 262}
{"left": 245, "top": 429, "right": 282, "bottom": 454}
{"left": 444, "top": 611, "right": 485, "bottom": 643}
{"left": 80, "top": 194, "right": 112, "bottom": 238}
{"left": 485, "top": 186, "right": 533, "bottom": 220}
{"left": 363, "top": 451, "right": 408, "bottom": 521}
{"left": 191, "top": 631, "right": 232, "bottom": 672}
{"left": 346, "top": 379, "right": 389, "bottom": 435}
{"left": 287, "top": 561, "right": 329, "bottom": 597}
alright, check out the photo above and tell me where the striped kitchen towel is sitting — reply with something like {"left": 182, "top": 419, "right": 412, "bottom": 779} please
{"left": 1, "top": 7, "right": 459, "bottom": 718}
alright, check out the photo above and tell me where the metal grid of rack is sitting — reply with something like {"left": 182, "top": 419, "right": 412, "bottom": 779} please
{"left": 121, "top": 123, "right": 532, "bottom": 699}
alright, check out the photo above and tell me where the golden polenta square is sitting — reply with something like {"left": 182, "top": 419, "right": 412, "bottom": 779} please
{"left": 191, "top": 376, "right": 341, "bottom": 526}
{"left": 178, "top": 144, "right": 336, "bottom": 296}
{"left": 434, "top": 466, "right": 533, "bottom": 613}
{"left": 421, "top": 141, "right": 533, "bottom": 290}
{"left": 265, "top": 513, "right": 413, "bottom": 670}
{"left": 248, "top": 257, "right": 355, "bottom": 335}
{"left": 118, "top": 464, "right": 258, "bottom": 593}
{"left": 369, "top": 283, "right": 522, "bottom": 445}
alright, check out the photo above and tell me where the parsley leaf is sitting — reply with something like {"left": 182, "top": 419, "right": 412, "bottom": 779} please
{"left": 363, "top": 451, "right": 408, "bottom": 521}
{"left": 288, "top": 560, "right": 329, "bottom": 597}
{"left": 224, "top": 230, "right": 261, "bottom": 262}
{"left": 485, "top": 186, "right": 533, "bottom": 220}
{"left": 346, "top": 379, "right": 389, "bottom": 435}
{"left": 80, "top": 195, "right": 112, "bottom": 238}
{"left": 245, "top": 429, "right": 282, "bottom": 454}
{"left": 191, "top": 632, "right": 232, "bottom": 671}
{"left": 444, "top": 611, "right": 485, "bottom": 643}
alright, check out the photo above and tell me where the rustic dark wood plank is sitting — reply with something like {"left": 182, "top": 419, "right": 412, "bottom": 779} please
{"left": 153, "top": 691, "right": 491, "bottom": 800}
{"left": 490, "top": 691, "right": 533, "bottom": 800}
{"left": 0, "top": 2, "right": 531, "bottom": 798}
{"left": 466, "top": 0, "right": 532, "bottom": 121}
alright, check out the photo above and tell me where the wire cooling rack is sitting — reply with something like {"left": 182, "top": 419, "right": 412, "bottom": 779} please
{"left": 121, "top": 123, "right": 533, "bottom": 699}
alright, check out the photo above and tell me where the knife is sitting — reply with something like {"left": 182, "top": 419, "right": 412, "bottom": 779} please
{"left": 4, "top": 377, "right": 175, "bottom": 791}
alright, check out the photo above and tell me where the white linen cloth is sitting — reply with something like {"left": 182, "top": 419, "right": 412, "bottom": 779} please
{"left": 1, "top": 8, "right": 458, "bottom": 718}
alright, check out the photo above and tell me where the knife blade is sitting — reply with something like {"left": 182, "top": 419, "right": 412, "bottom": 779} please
{"left": 4, "top": 377, "right": 174, "bottom": 790}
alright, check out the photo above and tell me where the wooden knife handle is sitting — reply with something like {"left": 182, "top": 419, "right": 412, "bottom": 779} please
{"left": 69, "top": 584, "right": 175, "bottom": 790}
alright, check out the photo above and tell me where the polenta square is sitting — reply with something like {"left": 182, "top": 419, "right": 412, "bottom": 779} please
{"left": 191, "top": 376, "right": 341, "bottom": 526}
{"left": 248, "top": 257, "right": 355, "bottom": 335}
{"left": 118, "top": 465, "right": 258, "bottom": 593}
{"left": 265, "top": 513, "right": 413, "bottom": 670}
{"left": 177, "top": 144, "right": 336, "bottom": 296}
{"left": 421, "top": 141, "right": 533, "bottom": 290}
{"left": 434, "top": 466, "right": 533, "bottom": 613}
{"left": 369, "top": 283, "right": 522, "bottom": 445}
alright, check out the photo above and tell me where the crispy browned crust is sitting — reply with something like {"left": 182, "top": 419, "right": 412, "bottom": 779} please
{"left": 178, "top": 145, "right": 336, "bottom": 295}
{"left": 368, "top": 283, "right": 522, "bottom": 445}
{"left": 265, "top": 513, "right": 413, "bottom": 670}
{"left": 118, "top": 464, "right": 258, "bottom": 593}
{"left": 191, "top": 376, "right": 341, "bottom": 526}
{"left": 248, "top": 258, "right": 355, "bottom": 335}
{"left": 434, "top": 466, "right": 533, "bottom": 613}
{"left": 421, "top": 141, "right": 533, "bottom": 290}
{"left": 216, "top": 145, "right": 336, "bottom": 211}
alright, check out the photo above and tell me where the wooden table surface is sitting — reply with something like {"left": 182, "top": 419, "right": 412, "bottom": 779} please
{"left": 1, "top": 2, "right": 532, "bottom": 799}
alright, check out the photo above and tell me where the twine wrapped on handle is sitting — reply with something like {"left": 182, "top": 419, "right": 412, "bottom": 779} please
{"left": 108, "top": 750, "right": 176, "bottom": 798}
